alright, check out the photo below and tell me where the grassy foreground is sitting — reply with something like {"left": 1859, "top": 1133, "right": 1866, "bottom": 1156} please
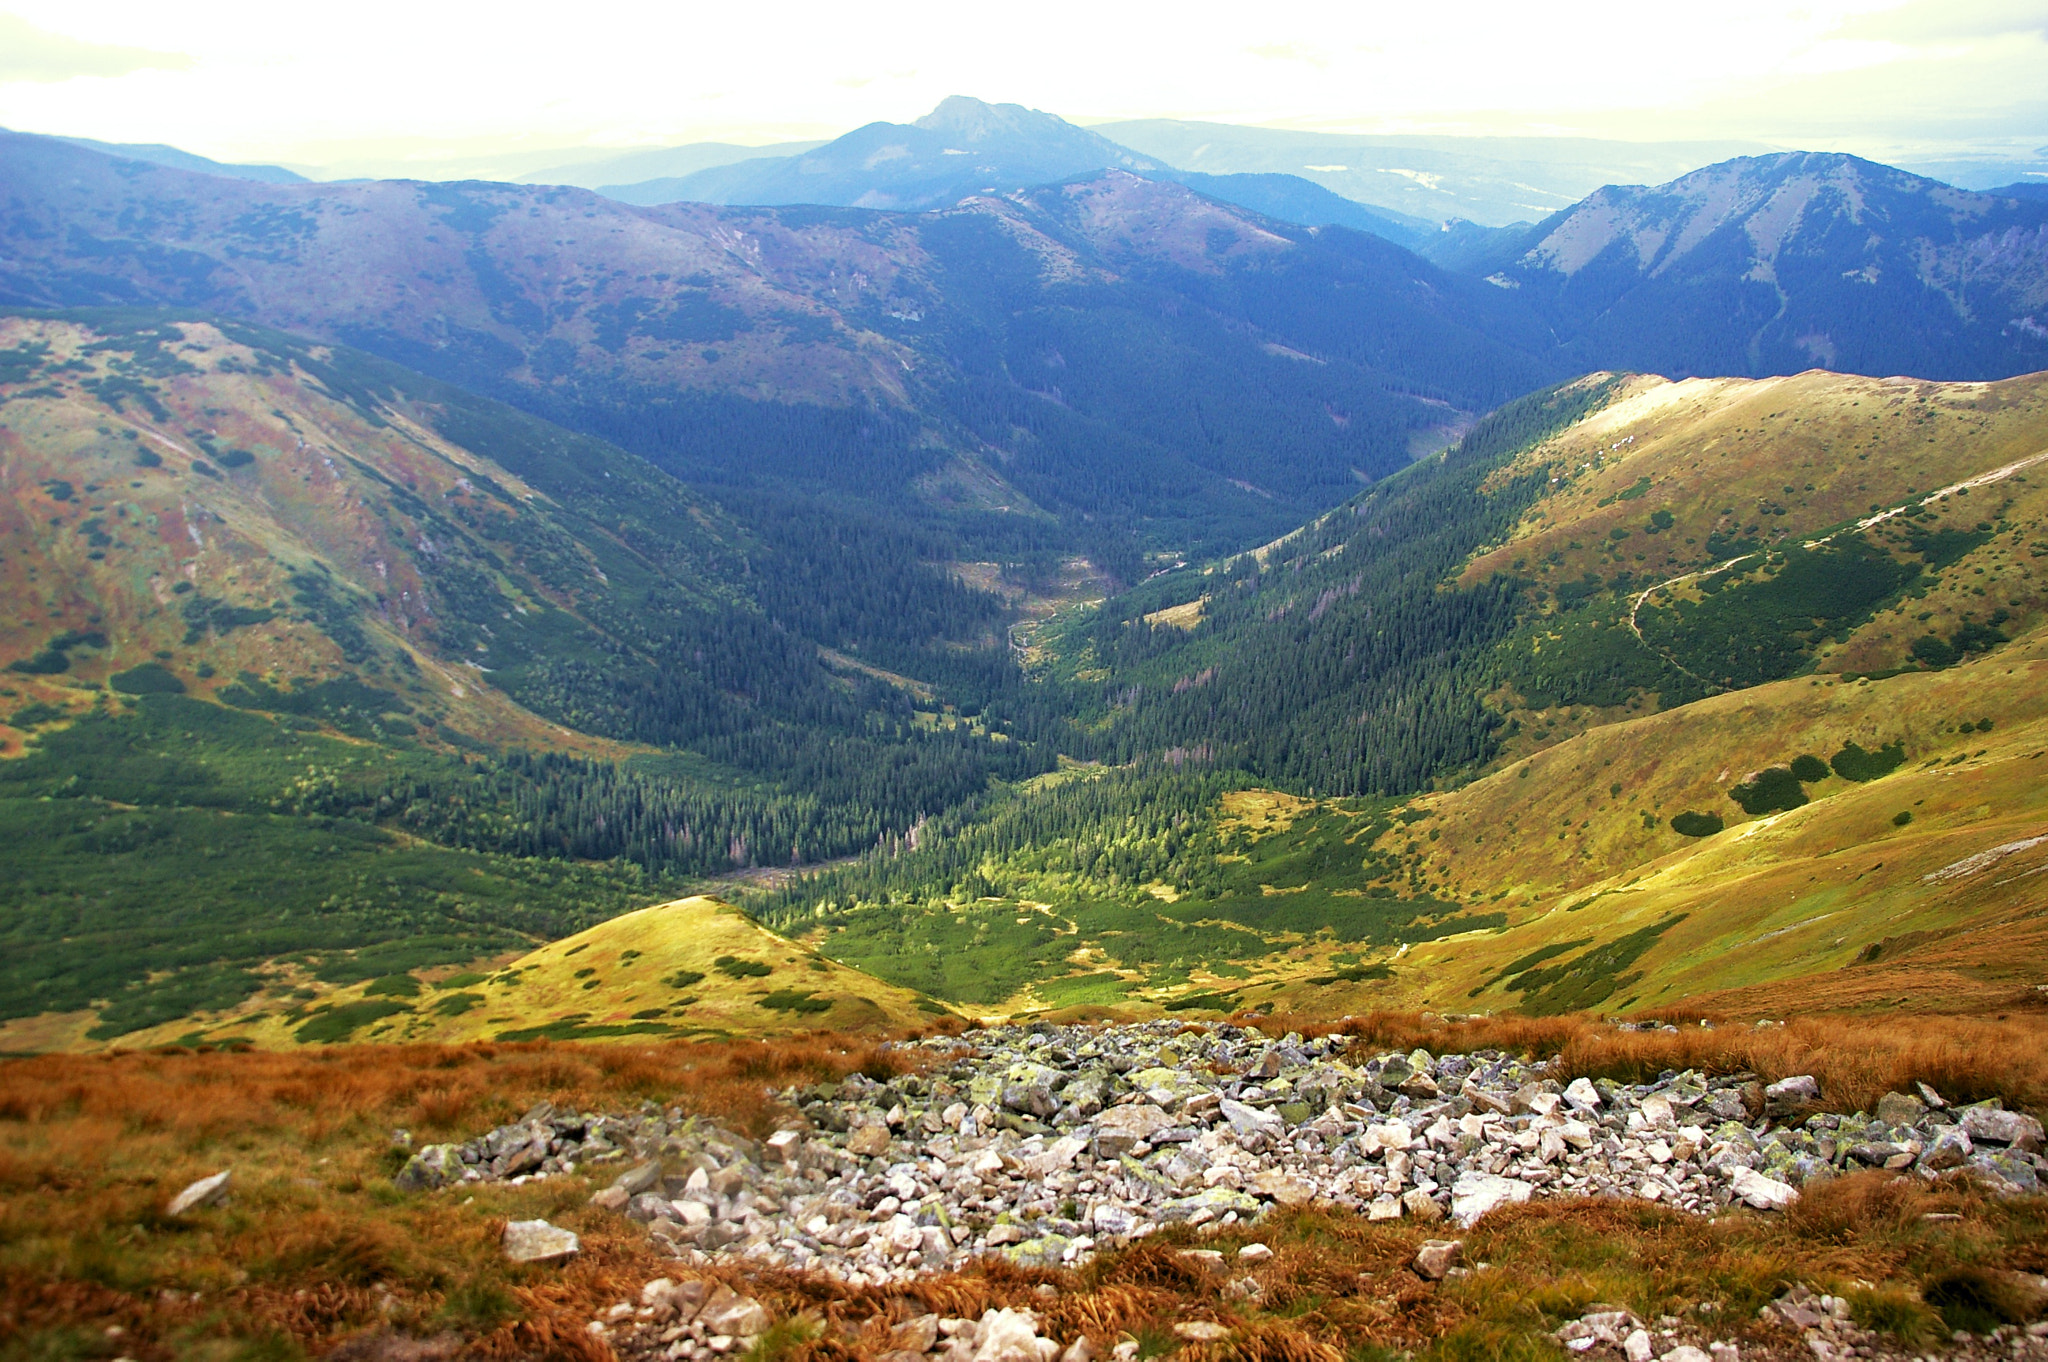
{"left": 2, "top": 1012, "right": 2045, "bottom": 1361}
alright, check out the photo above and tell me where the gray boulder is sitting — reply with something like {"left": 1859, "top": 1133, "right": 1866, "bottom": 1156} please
{"left": 1960, "top": 1106, "right": 2045, "bottom": 1152}
{"left": 1763, "top": 1076, "right": 1820, "bottom": 1118}
{"left": 1968, "top": 1149, "right": 2041, "bottom": 1195}
{"left": 1873, "top": 1091, "right": 1925, "bottom": 1127}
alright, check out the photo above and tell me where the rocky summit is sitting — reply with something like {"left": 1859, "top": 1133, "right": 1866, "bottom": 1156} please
{"left": 400, "top": 1020, "right": 2046, "bottom": 1292}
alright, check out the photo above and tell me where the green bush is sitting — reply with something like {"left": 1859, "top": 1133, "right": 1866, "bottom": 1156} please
{"left": 1670, "top": 811, "right": 1724, "bottom": 837}
{"left": 1892, "top": 810, "right": 1913, "bottom": 827}
{"left": 1831, "top": 741, "right": 1905, "bottom": 781}
{"left": 292, "top": 999, "right": 410, "bottom": 1044}
{"left": 713, "top": 956, "right": 771, "bottom": 979}
{"left": 1789, "top": 754, "right": 1830, "bottom": 783}
{"left": 1911, "top": 635, "right": 1959, "bottom": 668}
{"left": 1729, "top": 767, "right": 1807, "bottom": 815}
{"left": 8, "top": 703, "right": 66, "bottom": 728}
{"left": 110, "top": 663, "right": 186, "bottom": 695}
{"left": 758, "top": 989, "right": 832, "bottom": 1014}
{"left": 363, "top": 973, "right": 421, "bottom": 998}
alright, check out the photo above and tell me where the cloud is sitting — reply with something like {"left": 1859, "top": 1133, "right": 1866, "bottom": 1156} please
{"left": 1832, "top": 0, "right": 2048, "bottom": 44}
{"left": 0, "top": 14, "right": 192, "bottom": 82}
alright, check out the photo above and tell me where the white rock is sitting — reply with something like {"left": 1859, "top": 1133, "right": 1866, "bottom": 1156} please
{"left": 1450, "top": 1172, "right": 1533, "bottom": 1227}
{"left": 1564, "top": 1077, "right": 1603, "bottom": 1110}
{"left": 1728, "top": 1167, "right": 1799, "bottom": 1210}
{"left": 166, "top": 1170, "right": 231, "bottom": 1217}
{"left": 1365, "top": 1121, "right": 1414, "bottom": 1152}
{"left": 1623, "top": 1329, "right": 1653, "bottom": 1362}
{"left": 971, "top": 1308, "right": 1050, "bottom": 1362}
{"left": 1025, "top": 1135, "right": 1088, "bottom": 1175}
{"left": 1664, "top": 1347, "right": 1713, "bottom": 1362}
{"left": 1412, "top": 1239, "right": 1463, "bottom": 1280}
{"left": 503, "top": 1219, "right": 580, "bottom": 1263}
{"left": 1238, "top": 1242, "right": 1273, "bottom": 1263}
{"left": 1173, "top": 1322, "right": 1231, "bottom": 1342}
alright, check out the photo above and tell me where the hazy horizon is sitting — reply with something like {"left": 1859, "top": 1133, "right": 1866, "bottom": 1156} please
{"left": 1, "top": 0, "right": 2043, "bottom": 185}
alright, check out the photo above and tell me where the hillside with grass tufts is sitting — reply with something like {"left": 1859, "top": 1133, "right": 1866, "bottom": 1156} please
{"left": 750, "top": 368, "right": 2048, "bottom": 1024}
{"left": 0, "top": 312, "right": 1028, "bottom": 1048}
{"left": 71, "top": 896, "right": 944, "bottom": 1053}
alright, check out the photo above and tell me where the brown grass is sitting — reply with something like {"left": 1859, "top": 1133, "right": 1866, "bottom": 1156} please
{"left": 1267, "top": 1009, "right": 2048, "bottom": 1114}
{"left": 4, "top": 1014, "right": 2045, "bottom": 1360}
{"left": 0, "top": 1034, "right": 901, "bottom": 1360}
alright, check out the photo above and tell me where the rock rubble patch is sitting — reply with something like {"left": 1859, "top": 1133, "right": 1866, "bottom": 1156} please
{"left": 392, "top": 1019, "right": 2047, "bottom": 1357}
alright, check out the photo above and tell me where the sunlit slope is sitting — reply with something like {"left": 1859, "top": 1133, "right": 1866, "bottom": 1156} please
{"left": 1253, "top": 624, "right": 2048, "bottom": 1018}
{"left": 1464, "top": 368, "right": 2048, "bottom": 706}
{"left": 746, "top": 367, "right": 2048, "bottom": 1022}
{"left": 98, "top": 897, "right": 940, "bottom": 1050}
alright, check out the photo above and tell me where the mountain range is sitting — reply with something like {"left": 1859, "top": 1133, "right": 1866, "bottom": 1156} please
{"left": 0, "top": 128, "right": 1558, "bottom": 572}
{"left": 1086, "top": 122, "right": 1777, "bottom": 228}
{"left": 2, "top": 101, "right": 2047, "bottom": 1048}
{"left": 595, "top": 98, "right": 1436, "bottom": 248}
{"left": 1482, "top": 151, "right": 2048, "bottom": 380}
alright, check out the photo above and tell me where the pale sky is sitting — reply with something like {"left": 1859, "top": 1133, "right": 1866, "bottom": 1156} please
{"left": 1, "top": 0, "right": 2044, "bottom": 180}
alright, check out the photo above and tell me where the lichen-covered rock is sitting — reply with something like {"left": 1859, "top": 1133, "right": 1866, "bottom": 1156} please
{"left": 394, "top": 1143, "right": 466, "bottom": 1193}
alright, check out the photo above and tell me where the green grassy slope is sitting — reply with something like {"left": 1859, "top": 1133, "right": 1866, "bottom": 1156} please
{"left": 83, "top": 895, "right": 943, "bottom": 1053}
{"left": 756, "top": 368, "right": 2048, "bottom": 1019}
{"left": 0, "top": 313, "right": 1028, "bottom": 1046}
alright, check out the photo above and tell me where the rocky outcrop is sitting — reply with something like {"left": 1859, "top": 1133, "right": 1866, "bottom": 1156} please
{"left": 406, "top": 1021, "right": 2048, "bottom": 1286}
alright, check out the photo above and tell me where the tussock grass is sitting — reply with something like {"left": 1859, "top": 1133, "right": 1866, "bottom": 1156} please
{"left": 1279, "top": 1009, "right": 2048, "bottom": 1114}
{"left": 3, "top": 1018, "right": 2044, "bottom": 1359}
{"left": 0, "top": 1034, "right": 896, "bottom": 1358}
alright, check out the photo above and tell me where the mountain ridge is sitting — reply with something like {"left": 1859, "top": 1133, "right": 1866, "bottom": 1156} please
{"left": 1495, "top": 152, "right": 2048, "bottom": 380}
{"left": 0, "top": 130, "right": 1553, "bottom": 568}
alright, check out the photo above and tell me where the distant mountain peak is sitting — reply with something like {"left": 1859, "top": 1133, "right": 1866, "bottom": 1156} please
{"left": 912, "top": 96, "right": 1074, "bottom": 143}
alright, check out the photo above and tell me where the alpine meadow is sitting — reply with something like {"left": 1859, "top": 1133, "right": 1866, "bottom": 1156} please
{"left": 2, "top": 35, "right": 2047, "bottom": 1362}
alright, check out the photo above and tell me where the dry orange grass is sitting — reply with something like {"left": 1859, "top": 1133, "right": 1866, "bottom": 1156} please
{"left": 0, "top": 1034, "right": 900, "bottom": 1359}
{"left": 4, "top": 1016, "right": 2046, "bottom": 1361}
{"left": 1267, "top": 1009, "right": 2048, "bottom": 1114}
